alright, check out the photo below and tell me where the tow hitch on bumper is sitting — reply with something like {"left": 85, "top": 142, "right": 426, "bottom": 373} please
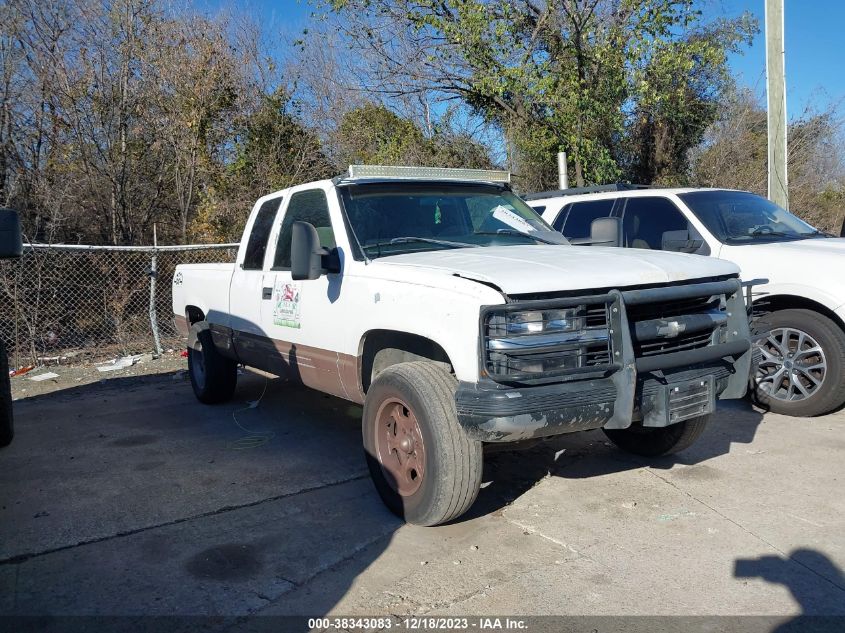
{"left": 456, "top": 279, "right": 752, "bottom": 442}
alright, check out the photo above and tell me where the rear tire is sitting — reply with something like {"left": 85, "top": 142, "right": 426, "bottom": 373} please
{"left": 603, "top": 415, "right": 710, "bottom": 457}
{"left": 0, "top": 342, "right": 13, "bottom": 447}
{"left": 188, "top": 325, "right": 237, "bottom": 404}
{"left": 362, "top": 361, "right": 482, "bottom": 526}
{"left": 752, "top": 309, "right": 845, "bottom": 417}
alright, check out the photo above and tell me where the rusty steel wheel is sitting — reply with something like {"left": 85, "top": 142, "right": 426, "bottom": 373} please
{"left": 373, "top": 398, "right": 426, "bottom": 496}
{"left": 362, "top": 362, "right": 483, "bottom": 526}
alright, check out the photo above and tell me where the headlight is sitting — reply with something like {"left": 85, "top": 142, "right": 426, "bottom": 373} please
{"left": 488, "top": 307, "right": 586, "bottom": 337}
{"left": 484, "top": 305, "right": 610, "bottom": 379}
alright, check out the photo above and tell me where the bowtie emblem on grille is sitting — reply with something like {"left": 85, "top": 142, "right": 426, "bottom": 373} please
{"left": 657, "top": 320, "right": 685, "bottom": 338}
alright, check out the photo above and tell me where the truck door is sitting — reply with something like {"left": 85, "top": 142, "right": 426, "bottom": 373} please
{"left": 260, "top": 187, "right": 353, "bottom": 400}
{"left": 228, "top": 196, "right": 282, "bottom": 362}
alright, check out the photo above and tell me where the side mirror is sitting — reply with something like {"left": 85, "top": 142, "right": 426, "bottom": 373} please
{"left": 662, "top": 229, "right": 705, "bottom": 254}
{"left": 590, "top": 217, "right": 621, "bottom": 247}
{"left": 0, "top": 208, "right": 22, "bottom": 259}
{"left": 291, "top": 221, "right": 341, "bottom": 280}
{"left": 567, "top": 217, "right": 621, "bottom": 247}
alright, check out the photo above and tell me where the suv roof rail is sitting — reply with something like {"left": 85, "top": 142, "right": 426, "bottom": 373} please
{"left": 523, "top": 182, "right": 652, "bottom": 201}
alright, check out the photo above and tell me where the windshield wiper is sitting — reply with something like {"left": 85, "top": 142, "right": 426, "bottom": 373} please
{"left": 798, "top": 230, "right": 831, "bottom": 238}
{"left": 748, "top": 229, "right": 792, "bottom": 238}
{"left": 363, "top": 236, "right": 479, "bottom": 253}
{"left": 474, "top": 229, "right": 563, "bottom": 245}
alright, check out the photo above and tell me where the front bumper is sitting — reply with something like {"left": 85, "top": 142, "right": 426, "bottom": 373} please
{"left": 456, "top": 360, "right": 741, "bottom": 442}
{"left": 457, "top": 279, "right": 752, "bottom": 442}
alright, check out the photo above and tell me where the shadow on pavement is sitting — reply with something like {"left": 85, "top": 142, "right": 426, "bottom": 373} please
{"left": 466, "top": 398, "right": 764, "bottom": 521}
{"left": 734, "top": 549, "right": 845, "bottom": 631}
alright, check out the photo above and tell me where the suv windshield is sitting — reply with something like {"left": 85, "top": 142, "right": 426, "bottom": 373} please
{"left": 679, "top": 190, "right": 825, "bottom": 244}
{"left": 339, "top": 182, "right": 566, "bottom": 258}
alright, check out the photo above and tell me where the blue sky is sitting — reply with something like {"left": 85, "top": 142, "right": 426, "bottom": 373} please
{"left": 719, "top": 0, "right": 845, "bottom": 117}
{"left": 203, "top": 0, "right": 844, "bottom": 120}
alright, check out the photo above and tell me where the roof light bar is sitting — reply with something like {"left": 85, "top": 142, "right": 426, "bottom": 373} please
{"left": 347, "top": 164, "right": 511, "bottom": 183}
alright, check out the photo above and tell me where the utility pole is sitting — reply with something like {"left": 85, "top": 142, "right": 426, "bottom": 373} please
{"left": 557, "top": 152, "right": 569, "bottom": 190}
{"left": 765, "top": 0, "right": 789, "bottom": 209}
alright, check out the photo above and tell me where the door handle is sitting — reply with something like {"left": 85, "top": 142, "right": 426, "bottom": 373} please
{"left": 262, "top": 287, "right": 272, "bottom": 300}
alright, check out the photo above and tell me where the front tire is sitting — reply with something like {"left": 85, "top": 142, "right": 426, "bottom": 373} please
{"left": 603, "top": 415, "right": 710, "bottom": 457}
{"left": 0, "top": 342, "right": 13, "bottom": 447}
{"left": 753, "top": 309, "right": 845, "bottom": 417}
{"left": 362, "top": 362, "right": 483, "bottom": 526}
{"left": 188, "top": 324, "right": 237, "bottom": 404}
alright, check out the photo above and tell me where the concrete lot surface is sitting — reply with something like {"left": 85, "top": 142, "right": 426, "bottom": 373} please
{"left": 1, "top": 368, "right": 844, "bottom": 627}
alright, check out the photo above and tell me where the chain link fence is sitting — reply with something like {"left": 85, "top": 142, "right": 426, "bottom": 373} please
{"left": 0, "top": 244, "right": 238, "bottom": 369}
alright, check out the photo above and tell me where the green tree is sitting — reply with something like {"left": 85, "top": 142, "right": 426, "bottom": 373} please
{"left": 691, "top": 88, "right": 845, "bottom": 233}
{"left": 335, "top": 103, "right": 492, "bottom": 169}
{"left": 329, "top": 0, "right": 755, "bottom": 190}
{"left": 191, "top": 90, "right": 334, "bottom": 241}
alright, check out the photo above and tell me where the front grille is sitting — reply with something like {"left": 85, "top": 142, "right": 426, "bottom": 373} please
{"left": 628, "top": 294, "right": 727, "bottom": 360}
{"left": 635, "top": 329, "right": 714, "bottom": 357}
{"left": 585, "top": 305, "right": 608, "bottom": 328}
{"left": 627, "top": 296, "right": 720, "bottom": 321}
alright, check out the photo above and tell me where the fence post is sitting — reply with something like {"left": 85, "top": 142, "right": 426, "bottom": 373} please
{"left": 148, "top": 226, "right": 163, "bottom": 356}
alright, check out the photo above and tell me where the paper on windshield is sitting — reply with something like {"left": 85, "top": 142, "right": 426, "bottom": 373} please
{"left": 491, "top": 205, "right": 537, "bottom": 233}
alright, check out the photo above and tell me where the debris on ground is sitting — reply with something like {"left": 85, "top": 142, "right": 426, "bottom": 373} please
{"left": 96, "top": 355, "right": 144, "bottom": 373}
{"left": 10, "top": 365, "right": 35, "bottom": 377}
{"left": 38, "top": 351, "right": 83, "bottom": 366}
{"left": 11, "top": 351, "right": 187, "bottom": 400}
{"left": 28, "top": 372, "right": 59, "bottom": 382}
{"left": 180, "top": 350, "right": 189, "bottom": 358}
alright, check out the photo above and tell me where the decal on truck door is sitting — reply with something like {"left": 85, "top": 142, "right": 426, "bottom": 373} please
{"left": 272, "top": 280, "right": 302, "bottom": 328}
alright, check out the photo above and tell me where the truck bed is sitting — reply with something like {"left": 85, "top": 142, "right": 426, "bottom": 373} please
{"left": 172, "top": 263, "right": 235, "bottom": 331}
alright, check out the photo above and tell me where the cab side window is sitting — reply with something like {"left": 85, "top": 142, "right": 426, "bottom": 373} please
{"left": 622, "top": 197, "right": 689, "bottom": 250}
{"left": 273, "top": 189, "right": 335, "bottom": 269}
{"left": 559, "top": 199, "right": 614, "bottom": 239}
{"left": 242, "top": 197, "right": 282, "bottom": 270}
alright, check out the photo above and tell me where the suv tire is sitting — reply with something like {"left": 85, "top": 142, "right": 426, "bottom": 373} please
{"left": 188, "top": 323, "right": 238, "bottom": 404}
{"left": 752, "top": 309, "right": 845, "bottom": 417}
{"left": 603, "top": 415, "right": 710, "bottom": 457}
{"left": 362, "top": 361, "right": 482, "bottom": 526}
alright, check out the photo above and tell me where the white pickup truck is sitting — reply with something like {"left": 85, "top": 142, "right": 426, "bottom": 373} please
{"left": 173, "top": 166, "right": 752, "bottom": 525}
{"left": 527, "top": 186, "right": 845, "bottom": 417}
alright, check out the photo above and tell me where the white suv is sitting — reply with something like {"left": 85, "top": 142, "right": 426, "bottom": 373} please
{"left": 527, "top": 185, "right": 845, "bottom": 417}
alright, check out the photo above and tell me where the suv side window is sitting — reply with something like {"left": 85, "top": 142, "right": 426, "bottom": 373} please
{"left": 622, "top": 197, "right": 689, "bottom": 250}
{"left": 243, "top": 197, "right": 282, "bottom": 270}
{"left": 559, "top": 199, "right": 614, "bottom": 239}
{"left": 551, "top": 204, "right": 570, "bottom": 231}
{"left": 273, "top": 189, "right": 335, "bottom": 269}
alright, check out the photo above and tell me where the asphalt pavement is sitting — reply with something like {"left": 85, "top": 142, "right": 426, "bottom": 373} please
{"left": 1, "top": 368, "right": 843, "bottom": 628}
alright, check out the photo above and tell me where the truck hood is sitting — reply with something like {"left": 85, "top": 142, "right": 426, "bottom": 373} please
{"left": 374, "top": 245, "right": 739, "bottom": 294}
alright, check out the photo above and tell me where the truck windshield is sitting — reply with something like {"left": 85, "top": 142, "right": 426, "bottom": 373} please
{"left": 679, "top": 190, "right": 826, "bottom": 244}
{"left": 338, "top": 182, "right": 567, "bottom": 258}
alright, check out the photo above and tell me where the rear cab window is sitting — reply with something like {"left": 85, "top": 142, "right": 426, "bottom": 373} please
{"left": 242, "top": 197, "right": 283, "bottom": 270}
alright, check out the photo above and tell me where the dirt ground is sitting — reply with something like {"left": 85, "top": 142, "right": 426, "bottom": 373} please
{"left": 11, "top": 351, "right": 188, "bottom": 400}
{"left": 1, "top": 366, "right": 844, "bottom": 632}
